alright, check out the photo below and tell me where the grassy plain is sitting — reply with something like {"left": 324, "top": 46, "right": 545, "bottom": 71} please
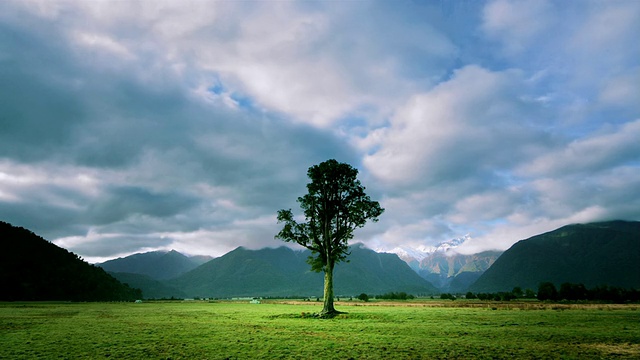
{"left": 1, "top": 300, "right": 639, "bottom": 359}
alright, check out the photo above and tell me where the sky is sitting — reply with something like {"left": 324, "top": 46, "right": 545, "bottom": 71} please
{"left": 1, "top": 0, "right": 639, "bottom": 263}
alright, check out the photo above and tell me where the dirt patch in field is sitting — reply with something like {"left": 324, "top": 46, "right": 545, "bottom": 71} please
{"left": 587, "top": 343, "right": 640, "bottom": 357}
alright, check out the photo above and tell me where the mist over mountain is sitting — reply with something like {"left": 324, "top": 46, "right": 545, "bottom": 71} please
{"left": 385, "top": 237, "right": 470, "bottom": 268}
{"left": 169, "top": 244, "right": 438, "bottom": 299}
{"left": 0, "top": 221, "right": 141, "bottom": 301}
{"left": 469, "top": 220, "right": 640, "bottom": 293}
{"left": 97, "top": 250, "right": 211, "bottom": 280}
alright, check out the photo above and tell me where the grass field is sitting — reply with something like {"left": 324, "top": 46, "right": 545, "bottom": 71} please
{"left": 2, "top": 300, "right": 639, "bottom": 359}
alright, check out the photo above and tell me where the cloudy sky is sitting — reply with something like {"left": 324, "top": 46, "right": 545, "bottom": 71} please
{"left": 1, "top": 0, "right": 638, "bottom": 262}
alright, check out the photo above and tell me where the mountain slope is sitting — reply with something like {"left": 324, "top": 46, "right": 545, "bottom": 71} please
{"left": 334, "top": 244, "right": 439, "bottom": 295}
{"left": 97, "top": 249, "right": 208, "bottom": 280}
{"left": 469, "top": 220, "right": 640, "bottom": 292}
{"left": 108, "top": 272, "right": 186, "bottom": 299}
{"left": 171, "top": 246, "right": 305, "bottom": 298}
{"left": 0, "top": 221, "right": 141, "bottom": 301}
{"left": 170, "top": 244, "right": 438, "bottom": 298}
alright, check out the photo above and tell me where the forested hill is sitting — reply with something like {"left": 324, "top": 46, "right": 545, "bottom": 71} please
{"left": 469, "top": 220, "right": 640, "bottom": 293}
{"left": 0, "top": 221, "right": 141, "bottom": 301}
{"left": 169, "top": 243, "right": 438, "bottom": 298}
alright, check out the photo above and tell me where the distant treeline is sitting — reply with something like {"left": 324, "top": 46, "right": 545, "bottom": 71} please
{"left": 458, "top": 283, "right": 640, "bottom": 303}
{"left": 374, "top": 291, "right": 416, "bottom": 300}
{"left": 536, "top": 282, "right": 640, "bottom": 303}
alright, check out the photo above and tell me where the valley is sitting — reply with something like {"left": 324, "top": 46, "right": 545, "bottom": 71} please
{"left": 2, "top": 220, "right": 639, "bottom": 301}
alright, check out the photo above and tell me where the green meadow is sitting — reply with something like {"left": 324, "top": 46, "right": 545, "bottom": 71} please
{"left": 2, "top": 300, "right": 639, "bottom": 359}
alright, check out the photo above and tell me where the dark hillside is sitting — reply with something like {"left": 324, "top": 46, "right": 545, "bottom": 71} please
{"left": 334, "top": 244, "right": 439, "bottom": 295}
{"left": 470, "top": 220, "right": 640, "bottom": 293}
{"left": 0, "top": 221, "right": 141, "bottom": 301}
{"left": 169, "top": 246, "right": 313, "bottom": 298}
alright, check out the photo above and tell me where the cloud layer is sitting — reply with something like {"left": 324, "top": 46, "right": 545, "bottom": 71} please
{"left": 1, "top": 0, "right": 638, "bottom": 261}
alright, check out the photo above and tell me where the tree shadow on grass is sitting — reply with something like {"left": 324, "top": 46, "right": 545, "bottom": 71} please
{"left": 269, "top": 310, "right": 349, "bottom": 320}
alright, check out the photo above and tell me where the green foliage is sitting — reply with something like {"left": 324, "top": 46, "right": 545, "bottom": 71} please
{"left": 357, "top": 293, "right": 369, "bottom": 302}
{"left": 376, "top": 292, "right": 415, "bottom": 300}
{"left": 472, "top": 291, "right": 516, "bottom": 301}
{"left": 440, "top": 293, "right": 456, "bottom": 300}
{"left": 276, "top": 159, "right": 384, "bottom": 272}
{"left": 559, "top": 283, "right": 640, "bottom": 303}
{"left": 467, "top": 283, "right": 640, "bottom": 303}
{"left": 2, "top": 302, "right": 639, "bottom": 359}
{"left": 276, "top": 159, "right": 384, "bottom": 314}
{"left": 524, "top": 288, "right": 536, "bottom": 298}
{"left": 511, "top": 287, "right": 523, "bottom": 298}
{"left": 537, "top": 282, "right": 559, "bottom": 301}
{"left": 559, "top": 282, "right": 588, "bottom": 301}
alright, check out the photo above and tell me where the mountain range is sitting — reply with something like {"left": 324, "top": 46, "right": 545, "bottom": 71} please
{"left": 385, "top": 236, "right": 470, "bottom": 266}
{"left": 3, "top": 219, "right": 638, "bottom": 301}
{"left": 107, "top": 244, "right": 438, "bottom": 299}
{"left": 91, "top": 220, "right": 640, "bottom": 298}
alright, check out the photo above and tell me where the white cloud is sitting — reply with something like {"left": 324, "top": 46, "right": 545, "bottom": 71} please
{"left": 482, "top": 0, "right": 555, "bottom": 55}
{"left": 449, "top": 190, "right": 517, "bottom": 224}
{"left": 520, "top": 119, "right": 640, "bottom": 177}
{"left": 73, "top": 31, "right": 135, "bottom": 60}
{"left": 363, "top": 65, "right": 545, "bottom": 187}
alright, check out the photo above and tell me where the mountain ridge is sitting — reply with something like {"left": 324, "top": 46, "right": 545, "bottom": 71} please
{"left": 469, "top": 220, "right": 640, "bottom": 293}
{"left": 97, "top": 249, "right": 212, "bottom": 280}
{"left": 168, "top": 243, "right": 438, "bottom": 298}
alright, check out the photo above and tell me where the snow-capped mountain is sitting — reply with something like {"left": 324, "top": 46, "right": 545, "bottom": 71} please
{"left": 381, "top": 236, "right": 471, "bottom": 264}
{"left": 379, "top": 236, "right": 502, "bottom": 292}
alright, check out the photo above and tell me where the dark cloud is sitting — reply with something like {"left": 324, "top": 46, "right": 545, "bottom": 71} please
{"left": 86, "top": 186, "right": 199, "bottom": 225}
{"left": 0, "top": 24, "right": 86, "bottom": 161}
{"left": 0, "top": 5, "right": 359, "bottom": 260}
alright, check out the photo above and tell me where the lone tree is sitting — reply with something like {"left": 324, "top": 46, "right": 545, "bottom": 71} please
{"left": 276, "top": 159, "right": 384, "bottom": 316}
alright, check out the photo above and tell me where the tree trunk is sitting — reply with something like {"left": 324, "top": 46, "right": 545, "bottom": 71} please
{"left": 321, "top": 263, "right": 336, "bottom": 315}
